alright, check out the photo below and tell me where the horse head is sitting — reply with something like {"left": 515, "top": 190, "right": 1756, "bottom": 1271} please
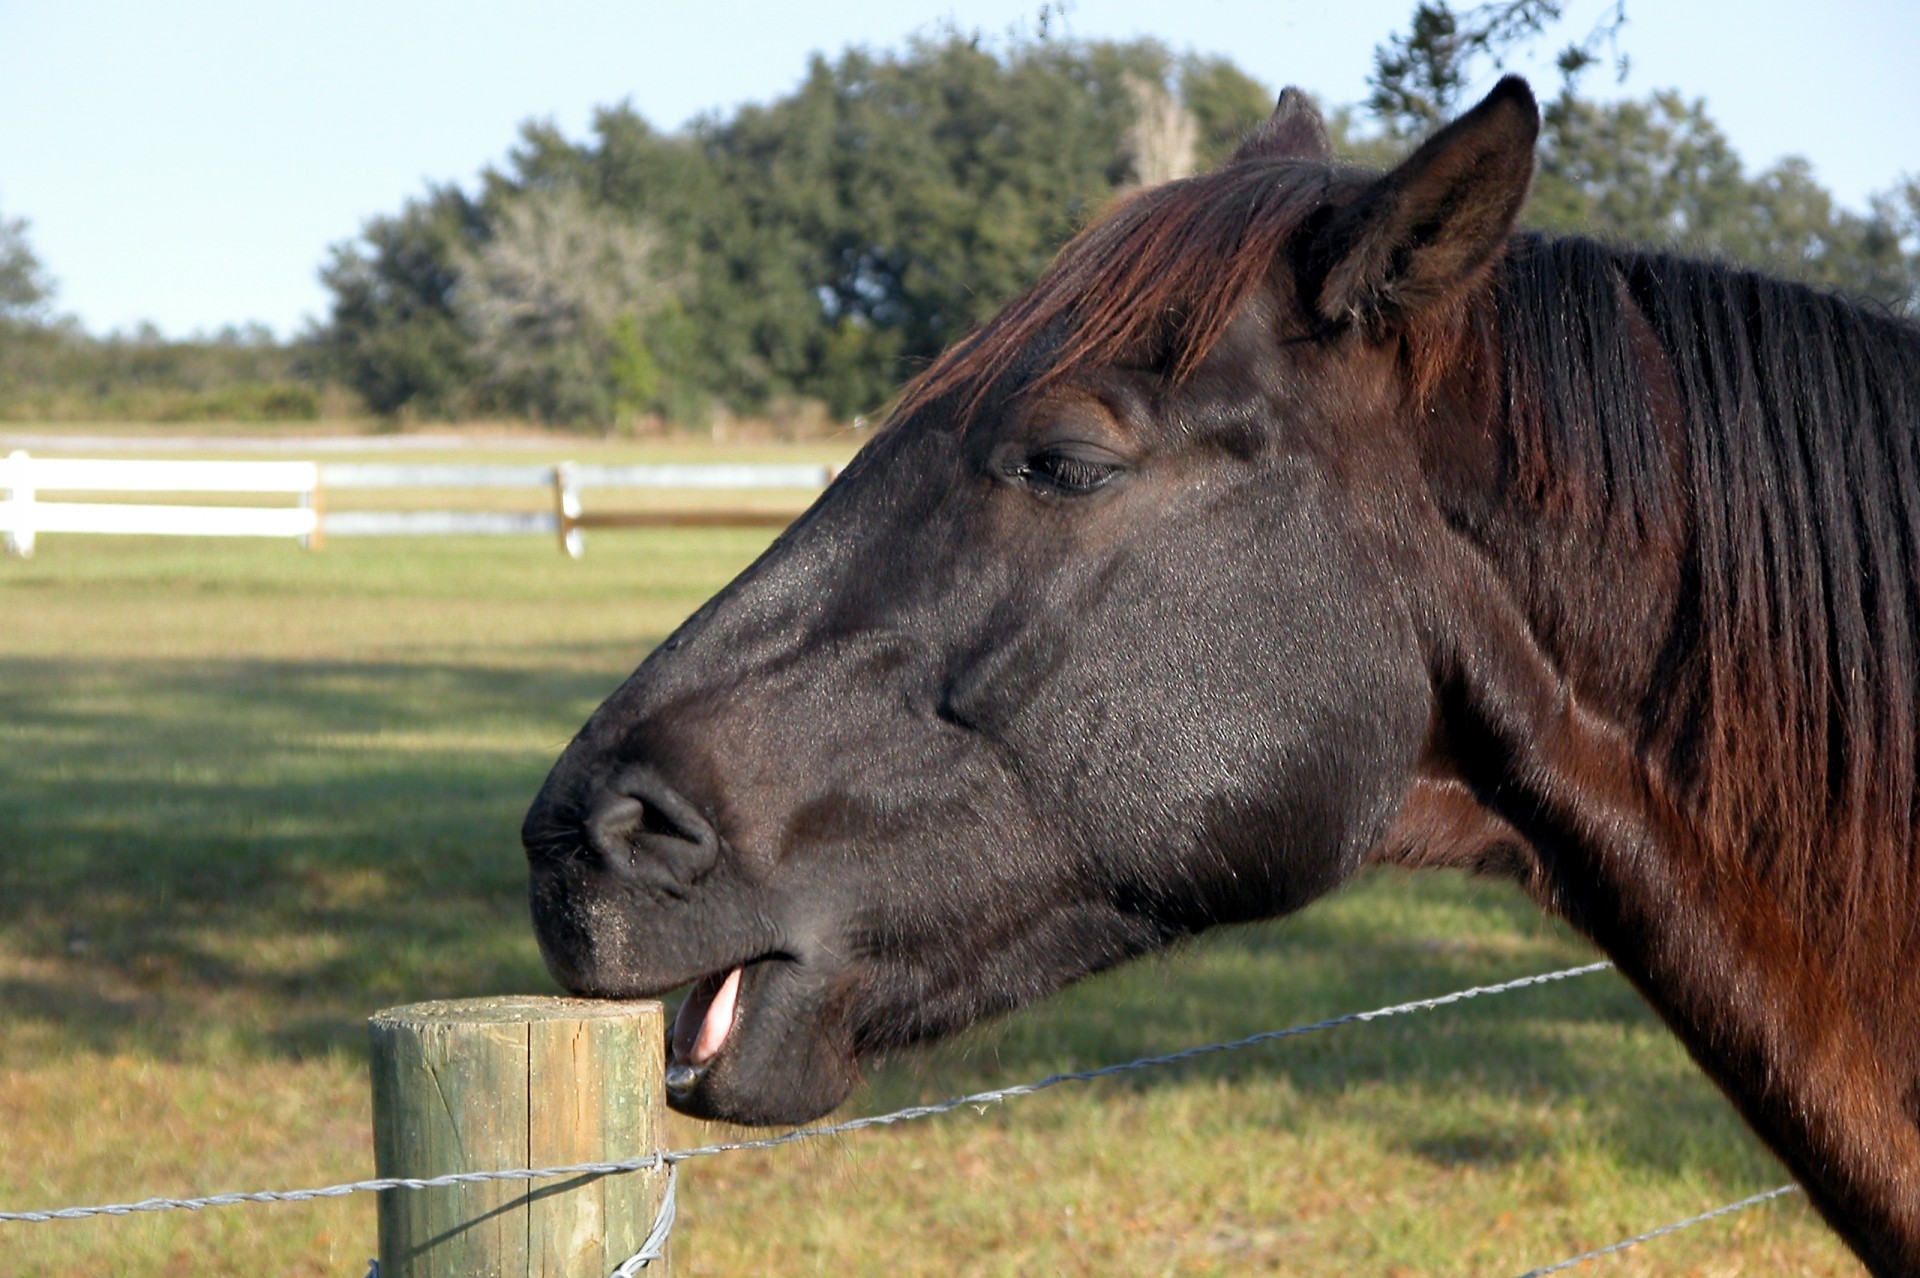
{"left": 522, "top": 79, "right": 1546, "bottom": 1126}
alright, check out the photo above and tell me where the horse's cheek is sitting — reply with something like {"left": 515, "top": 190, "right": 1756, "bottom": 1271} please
{"left": 1233, "top": 618, "right": 1428, "bottom": 916}
{"left": 1022, "top": 498, "right": 1426, "bottom": 925}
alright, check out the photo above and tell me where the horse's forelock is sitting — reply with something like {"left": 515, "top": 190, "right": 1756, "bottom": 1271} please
{"left": 892, "top": 160, "right": 1340, "bottom": 426}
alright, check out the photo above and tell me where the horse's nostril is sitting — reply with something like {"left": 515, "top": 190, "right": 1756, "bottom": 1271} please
{"left": 637, "top": 797, "right": 695, "bottom": 841}
{"left": 584, "top": 766, "right": 722, "bottom": 887}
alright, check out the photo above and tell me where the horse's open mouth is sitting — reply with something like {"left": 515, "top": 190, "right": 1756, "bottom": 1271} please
{"left": 666, "top": 964, "right": 747, "bottom": 1094}
{"left": 649, "top": 948, "right": 862, "bottom": 1124}
{"left": 657, "top": 952, "right": 830, "bottom": 1117}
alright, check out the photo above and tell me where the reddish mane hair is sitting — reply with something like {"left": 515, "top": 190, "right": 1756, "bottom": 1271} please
{"left": 1496, "top": 236, "right": 1920, "bottom": 974}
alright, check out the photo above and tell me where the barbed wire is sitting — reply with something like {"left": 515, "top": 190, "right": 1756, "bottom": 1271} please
{"left": 0, "top": 959, "right": 1806, "bottom": 1274}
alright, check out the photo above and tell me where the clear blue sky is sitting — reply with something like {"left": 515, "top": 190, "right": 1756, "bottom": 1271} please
{"left": 1, "top": 0, "right": 1913, "bottom": 339}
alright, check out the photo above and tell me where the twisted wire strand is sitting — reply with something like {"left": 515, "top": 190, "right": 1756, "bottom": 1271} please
{"left": 0, "top": 961, "right": 1611, "bottom": 1224}
{"left": 609, "top": 1162, "right": 677, "bottom": 1276}
{"left": 5, "top": 959, "right": 1807, "bottom": 1274}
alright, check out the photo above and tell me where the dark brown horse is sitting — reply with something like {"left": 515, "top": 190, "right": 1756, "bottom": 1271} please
{"left": 524, "top": 77, "right": 1920, "bottom": 1273}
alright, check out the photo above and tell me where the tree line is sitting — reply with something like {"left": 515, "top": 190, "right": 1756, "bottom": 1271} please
{"left": 3, "top": 5, "right": 1916, "bottom": 429}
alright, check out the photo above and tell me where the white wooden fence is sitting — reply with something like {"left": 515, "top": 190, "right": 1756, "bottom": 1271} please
{"left": 0, "top": 452, "right": 836, "bottom": 559}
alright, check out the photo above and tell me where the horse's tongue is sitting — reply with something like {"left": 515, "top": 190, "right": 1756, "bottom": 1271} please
{"left": 671, "top": 967, "right": 742, "bottom": 1067}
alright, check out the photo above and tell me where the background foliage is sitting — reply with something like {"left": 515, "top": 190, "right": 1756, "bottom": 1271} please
{"left": 2, "top": 3, "right": 1916, "bottom": 428}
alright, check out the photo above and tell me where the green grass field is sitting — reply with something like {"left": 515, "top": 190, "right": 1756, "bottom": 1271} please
{"left": 0, "top": 436, "right": 1859, "bottom": 1275}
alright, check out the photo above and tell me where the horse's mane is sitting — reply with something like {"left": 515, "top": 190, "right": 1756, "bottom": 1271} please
{"left": 1498, "top": 236, "right": 1920, "bottom": 953}
{"left": 899, "top": 156, "right": 1920, "bottom": 961}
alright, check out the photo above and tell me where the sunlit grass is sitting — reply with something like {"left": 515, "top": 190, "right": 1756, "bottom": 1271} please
{"left": 0, "top": 436, "right": 1857, "bottom": 1275}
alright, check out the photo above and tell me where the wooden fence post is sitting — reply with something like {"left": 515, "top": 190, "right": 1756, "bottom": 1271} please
{"left": 369, "top": 996, "right": 669, "bottom": 1277}
{"left": 302, "top": 465, "right": 326, "bottom": 551}
{"left": 552, "top": 463, "right": 583, "bottom": 559}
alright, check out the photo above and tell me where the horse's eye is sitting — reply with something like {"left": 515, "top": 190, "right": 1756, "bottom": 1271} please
{"left": 1019, "top": 449, "right": 1122, "bottom": 495}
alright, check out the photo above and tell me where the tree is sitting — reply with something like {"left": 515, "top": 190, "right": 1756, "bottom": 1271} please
{"left": 505, "top": 104, "right": 814, "bottom": 420}
{"left": 1867, "top": 179, "right": 1920, "bottom": 315}
{"left": 312, "top": 35, "right": 1272, "bottom": 424}
{"left": 314, "top": 185, "right": 487, "bottom": 417}
{"left": 1123, "top": 74, "right": 1199, "bottom": 187}
{"left": 1368, "top": 1, "right": 1626, "bottom": 138}
{"left": 311, "top": 14, "right": 1917, "bottom": 429}
{"left": 699, "top": 35, "right": 1178, "bottom": 416}
{"left": 1366, "top": 2, "right": 1920, "bottom": 315}
{"left": 1523, "top": 92, "right": 1919, "bottom": 312}
{"left": 0, "top": 198, "right": 55, "bottom": 325}
{"left": 451, "top": 185, "right": 674, "bottom": 428}
{"left": 1178, "top": 56, "right": 1276, "bottom": 170}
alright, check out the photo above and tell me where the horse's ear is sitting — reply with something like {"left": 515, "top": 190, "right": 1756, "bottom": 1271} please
{"left": 1306, "top": 76, "right": 1538, "bottom": 335}
{"left": 1230, "top": 88, "right": 1332, "bottom": 164}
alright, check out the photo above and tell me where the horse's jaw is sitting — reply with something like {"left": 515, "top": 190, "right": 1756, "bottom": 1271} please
{"left": 526, "top": 848, "right": 863, "bottom": 1124}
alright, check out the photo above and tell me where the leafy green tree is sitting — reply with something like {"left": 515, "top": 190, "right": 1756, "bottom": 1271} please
{"left": 1529, "top": 91, "right": 1745, "bottom": 240}
{"left": 1867, "top": 179, "right": 1920, "bottom": 314}
{"left": 314, "top": 184, "right": 487, "bottom": 417}
{"left": 699, "top": 35, "right": 1176, "bottom": 416}
{"left": 310, "top": 13, "right": 1918, "bottom": 429}
{"left": 315, "top": 36, "right": 1266, "bottom": 424}
{"left": 504, "top": 104, "right": 817, "bottom": 419}
{"left": 604, "top": 313, "right": 659, "bottom": 422}
{"left": 1526, "top": 92, "right": 1919, "bottom": 311}
{"left": 636, "top": 299, "right": 711, "bottom": 423}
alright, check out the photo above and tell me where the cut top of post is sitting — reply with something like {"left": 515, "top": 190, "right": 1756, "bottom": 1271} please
{"left": 372, "top": 994, "right": 655, "bottom": 1027}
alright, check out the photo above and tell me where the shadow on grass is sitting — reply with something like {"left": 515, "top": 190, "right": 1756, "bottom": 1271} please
{"left": 0, "top": 653, "right": 1757, "bottom": 1183}
{"left": 0, "top": 654, "right": 634, "bottom": 1061}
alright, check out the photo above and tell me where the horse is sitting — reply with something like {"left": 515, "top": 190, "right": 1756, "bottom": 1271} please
{"left": 522, "top": 77, "right": 1920, "bottom": 1274}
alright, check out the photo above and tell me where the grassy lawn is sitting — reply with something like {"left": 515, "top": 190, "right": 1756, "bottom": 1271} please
{"left": 0, "top": 436, "right": 1857, "bottom": 1275}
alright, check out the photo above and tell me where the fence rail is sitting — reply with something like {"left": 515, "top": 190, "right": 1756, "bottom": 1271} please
{"left": 0, "top": 452, "right": 837, "bottom": 558}
{"left": 0, "top": 456, "right": 320, "bottom": 492}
